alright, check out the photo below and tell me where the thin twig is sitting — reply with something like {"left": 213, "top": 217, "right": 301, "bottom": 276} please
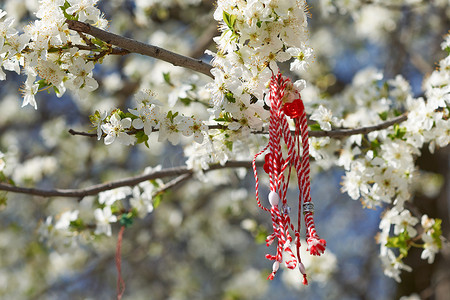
{"left": 77, "top": 31, "right": 96, "bottom": 48}
{"left": 65, "top": 20, "right": 213, "bottom": 78}
{"left": 0, "top": 160, "right": 263, "bottom": 198}
{"left": 68, "top": 129, "right": 97, "bottom": 137}
{"left": 361, "top": 0, "right": 427, "bottom": 9}
{"left": 72, "top": 43, "right": 129, "bottom": 55}
{"left": 309, "top": 113, "right": 408, "bottom": 138}
{"left": 69, "top": 113, "right": 408, "bottom": 139}
{"left": 154, "top": 173, "right": 193, "bottom": 195}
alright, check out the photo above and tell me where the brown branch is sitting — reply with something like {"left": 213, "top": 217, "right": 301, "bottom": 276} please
{"left": 309, "top": 113, "right": 408, "bottom": 138}
{"left": 1, "top": 115, "right": 409, "bottom": 198}
{"left": 72, "top": 44, "right": 129, "bottom": 55}
{"left": 69, "top": 113, "right": 408, "bottom": 139}
{"left": 0, "top": 160, "right": 263, "bottom": 198}
{"left": 68, "top": 129, "right": 97, "bottom": 137}
{"left": 361, "top": 0, "right": 427, "bottom": 9}
{"left": 77, "top": 31, "right": 96, "bottom": 48}
{"left": 65, "top": 20, "right": 213, "bottom": 78}
{"left": 154, "top": 173, "right": 193, "bottom": 195}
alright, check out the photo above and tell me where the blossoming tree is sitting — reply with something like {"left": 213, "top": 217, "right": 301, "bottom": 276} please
{"left": 0, "top": 0, "right": 448, "bottom": 299}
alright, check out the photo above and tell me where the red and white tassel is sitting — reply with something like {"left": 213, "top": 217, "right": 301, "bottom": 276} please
{"left": 252, "top": 72, "right": 326, "bottom": 284}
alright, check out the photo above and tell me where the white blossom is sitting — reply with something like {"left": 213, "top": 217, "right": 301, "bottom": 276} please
{"left": 94, "top": 206, "right": 117, "bottom": 236}
{"left": 55, "top": 210, "right": 79, "bottom": 231}
{"left": 98, "top": 187, "right": 133, "bottom": 206}
{"left": 380, "top": 249, "right": 412, "bottom": 283}
{"left": 310, "top": 105, "right": 340, "bottom": 131}
{"left": 101, "top": 113, "right": 136, "bottom": 145}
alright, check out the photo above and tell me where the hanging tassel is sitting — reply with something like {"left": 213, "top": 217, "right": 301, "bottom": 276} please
{"left": 252, "top": 72, "right": 326, "bottom": 284}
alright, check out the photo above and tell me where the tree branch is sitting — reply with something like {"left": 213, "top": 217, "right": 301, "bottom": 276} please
{"left": 361, "top": 0, "right": 427, "bottom": 9}
{"left": 0, "top": 160, "right": 262, "bottom": 198}
{"left": 69, "top": 113, "right": 408, "bottom": 139}
{"left": 154, "top": 173, "right": 193, "bottom": 195}
{"left": 310, "top": 113, "right": 408, "bottom": 138}
{"left": 65, "top": 20, "right": 213, "bottom": 78}
{"left": 72, "top": 44, "right": 129, "bottom": 55}
{"left": 0, "top": 114, "right": 409, "bottom": 198}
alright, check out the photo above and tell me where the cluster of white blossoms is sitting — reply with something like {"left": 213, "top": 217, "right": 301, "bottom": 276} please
{"left": 335, "top": 36, "right": 449, "bottom": 280}
{"left": 39, "top": 166, "right": 163, "bottom": 242}
{"left": 94, "top": 90, "right": 208, "bottom": 147}
{"left": 0, "top": 0, "right": 107, "bottom": 109}
{"left": 180, "top": 0, "right": 316, "bottom": 170}
{"left": 207, "top": 0, "right": 312, "bottom": 119}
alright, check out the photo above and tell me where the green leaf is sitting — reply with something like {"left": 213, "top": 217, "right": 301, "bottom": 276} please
{"left": 225, "top": 140, "right": 233, "bottom": 151}
{"left": 255, "top": 227, "right": 269, "bottom": 244}
{"left": 60, "top": 0, "right": 79, "bottom": 21}
{"left": 135, "top": 130, "right": 149, "bottom": 145}
{"left": 91, "top": 38, "right": 105, "bottom": 47}
{"left": 388, "top": 124, "right": 407, "bottom": 140}
{"left": 431, "top": 218, "right": 443, "bottom": 248}
{"left": 166, "top": 110, "right": 179, "bottom": 122}
{"left": 150, "top": 179, "right": 161, "bottom": 188}
{"left": 445, "top": 46, "right": 450, "bottom": 55}
{"left": 163, "top": 72, "right": 173, "bottom": 86}
{"left": 230, "top": 14, "right": 237, "bottom": 29}
{"left": 309, "top": 123, "right": 322, "bottom": 131}
{"left": 223, "top": 112, "right": 233, "bottom": 122}
{"left": 153, "top": 194, "right": 162, "bottom": 209}
{"left": 222, "top": 11, "right": 237, "bottom": 32}
{"left": 225, "top": 92, "right": 236, "bottom": 103}
{"left": 52, "top": 85, "right": 60, "bottom": 94}
{"left": 70, "top": 219, "right": 85, "bottom": 230}
{"left": 0, "top": 192, "right": 7, "bottom": 211}
{"left": 378, "top": 111, "right": 388, "bottom": 121}
{"left": 179, "top": 97, "right": 192, "bottom": 106}
{"left": 37, "top": 79, "right": 49, "bottom": 90}
{"left": 47, "top": 47, "right": 61, "bottom": 53}
{"left": 386, "top": 231, "right": 411, "bottom": 257}
{"left": 90, "top": 110, "right": 101, "bottom": 124}
{"left": 117, "top": 110, "right": 126, "bottom": 119}
{"left": 369, "top": 138, "right": 381, "bottom": 156}
{"left": 393, "top": 109, "right": 402, "bottom": 117}
{"left": 110, "top": 204, "right": 121, "bottom": 214}
{"left": 123, "top": 112, "right": 136, "bottom": 119}
{"left": 119, "top": 213, "right": 134, "bottom": 228}
{"left": 223, "top": 11, "right": 231, "bottom": 29}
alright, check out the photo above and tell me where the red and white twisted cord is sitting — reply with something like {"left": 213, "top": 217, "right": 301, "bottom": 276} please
{"left": 253, "top": 72, "right": 326, "bottom": 284}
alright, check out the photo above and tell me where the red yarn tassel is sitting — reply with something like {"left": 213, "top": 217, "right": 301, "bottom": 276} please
{"left": 252, "top": 72, "right": 326, "bottom": 284}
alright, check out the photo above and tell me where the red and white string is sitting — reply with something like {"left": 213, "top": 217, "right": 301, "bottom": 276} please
{"left": 252, "top": 72, "right": 326, "bottom": 285}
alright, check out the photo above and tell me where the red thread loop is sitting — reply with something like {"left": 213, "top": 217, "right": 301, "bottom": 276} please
{"left": 116, "top": 226, "right": 126, "bottom": 300}
{"left": 252, "top": 72, "right": 326, "bottom": 284}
